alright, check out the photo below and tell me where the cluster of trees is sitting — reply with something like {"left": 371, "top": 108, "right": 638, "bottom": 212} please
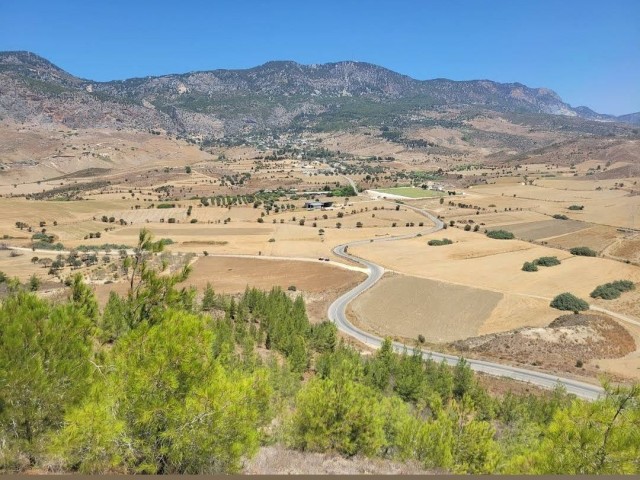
{"left": 550, "top": 292, "right": 590, "bottom": 312}
{"left": 30, "top": 232, "right": 65, "bottom": 251}
{"left": 428, "top": 238, "right": 453, "bottom": 246}
{"left": 570, "top": 246, "right": 597, "bottom": 257}
{"left": 486, "top": 230, "right": 515, "bottom": 240}
{"left": 1, "top": 229, "right": 639, "bottom": 474}
{"left": 522, "top": 256, "right": 561, "bottom": 272}
{"left": 590, "top": 280, "right": 635, "bottom": 300}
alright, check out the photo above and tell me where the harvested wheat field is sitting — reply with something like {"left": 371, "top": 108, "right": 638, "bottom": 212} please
{"left": 607, "top": 236, "right": 640, "bottom": 263}
{"left": 185, "top": 256, "right": 364, "bottom": 294}
{"left": 351, "top": 229, "right": 640, "bottom": 299}
{"left": 479, "top": 294, "right": 558, "bottom": 334}
{"left": 543, "top": 224, "right": 621, "bottom": 253}
{"left": 349, "top": 228, "right": 640, "bottom": 329}
{"left": 350, "top": 274, "right": 502, "bottom": 343}
{"left": 500, "top": 219, "right": 589, "bottom": 241}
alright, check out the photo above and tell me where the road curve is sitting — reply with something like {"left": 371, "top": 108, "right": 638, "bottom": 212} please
{"left": 327, "top": 199, "right": 604, "bottom": 401}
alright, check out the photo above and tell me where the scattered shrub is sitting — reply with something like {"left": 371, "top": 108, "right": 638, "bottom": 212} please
{"left": 570, "top": 246, "right": 597, "bottom": 257}
{"left": 522, "top": 262, "right": 538, "bottom": 272}
{"left": 550, "top": 292, "right": 589, "bottom": 312}
{"left": 610, "top": 280, "right": 635, "bottom": 292}
{"left": 486, "top": 230, "right": 514, "bottom": 240}
{"left": 568, "top": 205, "right": 584, "bottom": 210}
{"left": 428, "top": 238, "right": 453, "bottom": 246}
{"left": 553, "top": 214, "right": 569, "bottom": 220}
{"left": 590, "top": 280, "right": 635, "bottom": 300}
{"left": 534, "top": 256, "right": 561, "bottom": 267}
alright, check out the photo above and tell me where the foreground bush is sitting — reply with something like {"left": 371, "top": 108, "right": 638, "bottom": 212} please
{"left": 486, "top": 230, "right": 515, "bottom": 240}
{"left": 550, "top": 292, "right": 589, "bottom": 312}
{"left": 52, "top": 310, "right": 271, "bottom": 474}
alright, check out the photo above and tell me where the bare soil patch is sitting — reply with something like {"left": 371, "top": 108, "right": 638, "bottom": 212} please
{"left": 451, "top": 313, "right": 636, "bottom": 380}
{"left": 350, "top": 274, "right": 502, "bottom": 343}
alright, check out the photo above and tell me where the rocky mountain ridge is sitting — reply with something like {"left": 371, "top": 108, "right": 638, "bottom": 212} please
{"left": 1, "top": 51, "right": 637, "bottom": 137}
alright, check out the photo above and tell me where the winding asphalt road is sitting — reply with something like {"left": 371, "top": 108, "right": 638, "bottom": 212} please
{"left": 327, "top": 198, "right": 605, "bottom": 400}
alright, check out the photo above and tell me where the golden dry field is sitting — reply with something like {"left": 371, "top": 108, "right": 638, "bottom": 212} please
{"left": 1, "top": 123, "right": 638, "bottom": 382}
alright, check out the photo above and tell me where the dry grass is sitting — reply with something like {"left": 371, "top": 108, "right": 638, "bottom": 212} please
{"left": 499, "top": 219, "right": 589, "bottom": 241}
{"left": 608, "top": 236, "right": 640, "bottom": 263}
{"left": 349, "top": 229, "right": 640, "bottom": 336}
{"left": 543, "top": 224, "right": 621, "bottom": 253}
{"left": 244, "top": 445, "right": 434, "bottom": 475}
{"left": 350, "top": 273, "right": 502, "bottom": 342}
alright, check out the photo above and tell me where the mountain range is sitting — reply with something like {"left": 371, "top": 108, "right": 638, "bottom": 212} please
{"left": 0, "top": 51, "right": 638, "bottom": 138}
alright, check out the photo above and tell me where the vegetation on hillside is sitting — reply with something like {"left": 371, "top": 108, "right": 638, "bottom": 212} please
{"left": 0, "top": 229, "right": 638, "bottom": 474}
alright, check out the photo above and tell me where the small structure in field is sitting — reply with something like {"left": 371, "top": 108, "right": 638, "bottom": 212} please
{"left": 303, "top": 201, "right": 334, "bottom": 211}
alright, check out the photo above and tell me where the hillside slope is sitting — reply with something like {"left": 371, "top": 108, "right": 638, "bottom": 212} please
{"left": 1, "top": 51, "right": 637, "bottom": 138}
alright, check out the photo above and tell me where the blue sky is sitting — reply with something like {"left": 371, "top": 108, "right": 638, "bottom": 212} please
{"left": 1, "top": 0, "right": 638, "bottom": 115}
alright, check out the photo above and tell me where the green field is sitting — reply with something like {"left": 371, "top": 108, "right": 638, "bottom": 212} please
{"left": 372, "top": 187, "right": 444, "bottom": 198}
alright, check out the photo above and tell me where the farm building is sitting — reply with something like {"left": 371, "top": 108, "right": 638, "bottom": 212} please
{"left": 303, "top": 201, "right": 334, "bottom": 211}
